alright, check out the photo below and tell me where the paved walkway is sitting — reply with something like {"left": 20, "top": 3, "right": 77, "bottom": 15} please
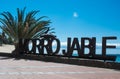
{"left": 0, "top": 56, "right": 119, "bottom": 79}
{"left": 0, "top": 45, "right": 120, "bottom": 79}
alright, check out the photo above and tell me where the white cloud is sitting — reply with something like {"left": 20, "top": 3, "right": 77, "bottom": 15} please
{"left": 73, "top": 12, "right": 78, "bottom": 18}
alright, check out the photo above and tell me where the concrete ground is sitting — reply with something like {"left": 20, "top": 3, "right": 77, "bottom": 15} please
{"left": 0, "top": 45, "right": 120, "bottom": 79}
{"left": 0, "top": 56, "right": 119, "bottom": 79}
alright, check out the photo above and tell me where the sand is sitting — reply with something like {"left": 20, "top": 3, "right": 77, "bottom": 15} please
{"left": 0, "top": 44, "right": 14, "bottom": 53}
{"left": 0, "top": 45, "right": 120, "bottom": 79}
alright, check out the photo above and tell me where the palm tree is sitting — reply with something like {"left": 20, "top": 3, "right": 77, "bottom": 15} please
{"left": 0, "top": 7, "right": 53, "bottom": 55}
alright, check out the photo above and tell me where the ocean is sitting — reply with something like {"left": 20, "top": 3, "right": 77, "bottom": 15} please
{"left": 60, "top": 46, "right": 120, "bottom": 63}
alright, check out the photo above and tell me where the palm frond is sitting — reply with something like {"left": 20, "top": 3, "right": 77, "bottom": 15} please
{"left": 0, "top": 7, "right": 54, "bottom": 44}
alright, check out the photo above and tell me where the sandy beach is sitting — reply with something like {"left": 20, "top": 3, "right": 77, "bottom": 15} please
{"left": 0, "top": 44, "right": 14, "bottom": 53}
{"left": 0, "top": 45, "right": 120, "bottom": 79}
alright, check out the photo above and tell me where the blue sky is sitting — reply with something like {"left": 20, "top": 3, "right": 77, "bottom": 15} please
{"left": 0, "top": 0, "right": 120, "bottom": 43}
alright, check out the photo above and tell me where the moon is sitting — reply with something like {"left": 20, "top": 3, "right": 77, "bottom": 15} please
{"left": 73, "top": 12, "right": 79, "bottom": 18}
